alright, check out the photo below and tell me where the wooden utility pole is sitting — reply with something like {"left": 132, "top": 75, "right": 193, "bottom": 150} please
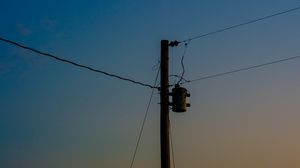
{"left": 160, "top": 40, "right": 170, "bottom": 168}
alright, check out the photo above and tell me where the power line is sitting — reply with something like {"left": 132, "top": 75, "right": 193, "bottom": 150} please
{"left": 0, "top": 37, "right": 156, "bottom": 89}
{"left": 169, "top": 75, "right": 189, "bottom": 83}
{"left": 129, "top": 68, "right": 160, "bottom": 168}
{"left": 177, "top": 42, "right": 189, "bottom": 84}
{"left": 181, "top": 6, "right": 300, "bottom": 43}
{"left": 182, "top": 54, "right": 300, "bottom": 84}
{"left": 169, "top": 119, "right": 176, "bottom": 168}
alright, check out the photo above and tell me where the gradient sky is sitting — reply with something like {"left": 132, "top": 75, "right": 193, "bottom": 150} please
{"left": 1, "top": 1, "right": 300, "bottom": 168}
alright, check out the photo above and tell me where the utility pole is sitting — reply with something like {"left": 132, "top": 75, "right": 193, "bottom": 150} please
{"left": 160, "top": 40, "right": 170, "bottom": 168}
{"left": 160, "top": 39, "right": 189, "bottom": 168}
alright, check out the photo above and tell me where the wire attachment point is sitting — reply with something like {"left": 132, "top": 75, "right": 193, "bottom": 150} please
{"left": 169, "top": 40, "right": 180, "bottom": 47}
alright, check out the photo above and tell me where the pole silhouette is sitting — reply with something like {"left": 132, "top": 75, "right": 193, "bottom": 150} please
{"left": 160, "top": 40, "right": 170, "bottom": 168}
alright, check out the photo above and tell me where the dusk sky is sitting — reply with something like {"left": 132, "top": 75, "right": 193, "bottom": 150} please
{"left": 1, "top": 0, "right": 300, "bottom": 168}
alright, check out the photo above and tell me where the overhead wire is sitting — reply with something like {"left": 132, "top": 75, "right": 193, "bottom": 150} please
{"left": 129, "top": 67, "right": 160, "bottom": 168}
{"left": 182, "top": 54, "right": 300, "bottom": 84}
{"left": 0, "top": 37, "right": 156, "bottom": 89}
{"left": 180, "top": 6, "right": 300, "bottom": 43}
{"left": 177, "top": 42, "right": 189, "bottom": 84}
{"left": 169, "top": 118, "right": 176, "bottom": 168}
{"left": 170, "top": 75, "right": 189, "bottom": 83}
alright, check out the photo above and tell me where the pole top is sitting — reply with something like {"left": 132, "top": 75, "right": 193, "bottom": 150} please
{"left": 161, "top": 40, "right": 169, "bottom": 45}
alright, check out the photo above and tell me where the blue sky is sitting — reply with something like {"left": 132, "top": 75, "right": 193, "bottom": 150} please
{"left": 1, "top": 1, "right": 300, "bottom": 168}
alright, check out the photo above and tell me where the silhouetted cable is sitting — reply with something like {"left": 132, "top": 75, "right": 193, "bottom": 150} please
{"left": 0, "top": 37, "right": 156, "bottom": 89}
{"left": 181, "top": 6, "right": 300, "bottom": 43}
{"left": 182, "top": 55, "right": 300, "bottom": 84}
{"left": 170, "top": 75, "right": 189, "bottom": 83}
{"left": 169, "top": 119, "right": 176, "bottom": 168}
{"left": 177, "top": 42, "right": 189, "bottom": 84}
{"left": 129, "top": 68, "right": 160, "bottom": 168}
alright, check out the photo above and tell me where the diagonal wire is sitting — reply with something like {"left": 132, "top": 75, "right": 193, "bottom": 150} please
{"left": 0, "top": 37, "right": 156, "bottom": 89}
{"left": 169, "top": 118, "right": 176, "bottom": 168}
{"left": 182, "top": 55, "right": 300, "bottom": 84}
{"left": 177, "top": 42, "right": 189, "bottom": 84}
{"left": 170, "top": 75, "right": 189, "bottom": 83}
{"left": 129, "top": 68, "right": 160, "bottom": 168}
{"left": 181, "top": 6, "right": 300, "bottom": 43}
